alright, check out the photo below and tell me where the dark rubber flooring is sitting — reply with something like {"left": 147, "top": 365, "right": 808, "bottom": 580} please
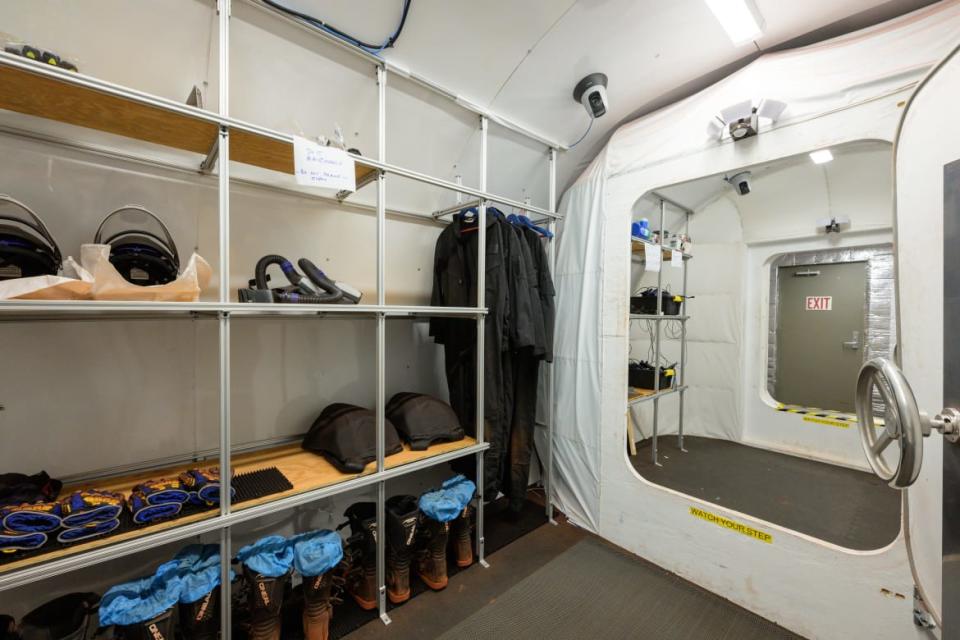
{"left": 631, "top": 436, "right": 901, "bottom": 550}
{"left": 346, "top": 520, "right": 804, "bottom": 640}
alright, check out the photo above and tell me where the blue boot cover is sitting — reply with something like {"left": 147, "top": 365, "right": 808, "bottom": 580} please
{"left": 0, "top": 530, "right": 46, "bottom": 551}
{"left": 99, "top": 570, "right": 183, "bottom": 626}
{"left": 236, "top": 535, "right": 294, "bottom": 578}
{"left": 129, "top": 493, "right": 182, "bottom": 525}
{"left": 57, "top": 518, "right": 120, "bottom": 543}
{"left": 1, "top": 502, "right": 61, "bottom": 533}
{"left": 440, "top": 475, "right": 476, "bottom": 508}
{"left": 419, "top": 476, "right": 476, "bottom": 523}
{"left": 161, "top": 544, "right": 235, "bottom": 604}
{"left": 60, "top": 490, "right": 124, "bottom": 527}
{"left": 291, "top": 530, "right": 343, "bottom": 577}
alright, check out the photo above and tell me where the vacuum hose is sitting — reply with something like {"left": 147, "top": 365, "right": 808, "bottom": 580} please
{"left": 254, "top": 254, "right": 343, "bottom": 304}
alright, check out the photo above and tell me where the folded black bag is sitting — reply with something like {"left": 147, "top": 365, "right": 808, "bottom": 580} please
{"left": 302, "top": 403, "right": 404, "bottom": 473}
{"left": 386, "top": 393, "right": 465, "bottom": 451}
{"left": 0, "top": 471, "right": 62, "bottom": 507}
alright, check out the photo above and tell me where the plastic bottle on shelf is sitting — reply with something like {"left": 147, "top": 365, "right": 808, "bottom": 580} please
{"left": 631, "top": 219, "right": 651, "bottom": 240}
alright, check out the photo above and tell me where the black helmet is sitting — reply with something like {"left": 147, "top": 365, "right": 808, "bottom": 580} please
{"left": 0, "top": 195, "right": 61, "bottom": 281}
{"left": 302, "top": 404, "right": 404, "bottom": 473}
{"left": 95, "top": 205, "right": 180, "bottom": 285}
{"left": 386, "top": 393, "right": 465, "bottom": 450}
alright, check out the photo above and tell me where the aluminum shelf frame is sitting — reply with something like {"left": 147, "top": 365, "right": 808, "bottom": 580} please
{"left": 0, "top": 1, "right": 561, "bottom": 629}
{"left": 629, "top": 197, "right": 692, "bottom": 466}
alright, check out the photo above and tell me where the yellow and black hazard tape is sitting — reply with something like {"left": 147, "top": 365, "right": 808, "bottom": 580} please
{"left": 775, "top": 403, "right": 858, "bottom": 429}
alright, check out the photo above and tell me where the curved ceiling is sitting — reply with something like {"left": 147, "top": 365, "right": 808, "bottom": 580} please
{"left": 285, "top": 0, "right": 940, "bottom": 191}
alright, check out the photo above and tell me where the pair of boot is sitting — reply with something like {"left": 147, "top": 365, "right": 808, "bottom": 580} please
{"left": 240, "top": 530, "right": 343, "bottom": 640}
{"left": 343, "top": 499, "right": 473, "bottom": 609}
{"left": 242, "top": 564, "right": 339, "bottom": 640}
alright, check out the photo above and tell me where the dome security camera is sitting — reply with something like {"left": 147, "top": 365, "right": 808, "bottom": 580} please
{"left": 726, "top": 171, "right": 753, "bottom": 196}
{"left": 573, "top": 73, "right": 609, "bottom": 119}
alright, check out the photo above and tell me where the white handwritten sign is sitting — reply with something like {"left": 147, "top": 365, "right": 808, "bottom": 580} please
{"left": 293, "top": 136, "right": 356, "bottom": 191}
{"left": 805, "top": 296, "right": 833, "bottom": 311}
{"left": 645, "top": 244, "right": 661, "bottom": 273}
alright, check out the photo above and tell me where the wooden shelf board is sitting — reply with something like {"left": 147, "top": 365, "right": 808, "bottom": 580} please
{"left": 0, "top": 64, "right": 377, "bottom": 185}
{"left": 629, "top": 388, "right": 657, "bottom": 401}
{"left": 631, "top": 240, "right": 691, "bottom": 260}
{"left": 0, "top": 437, "right": 476, "bottom": 575}
{"left": 0, "top": 65, "right": 217, "bottom": 156}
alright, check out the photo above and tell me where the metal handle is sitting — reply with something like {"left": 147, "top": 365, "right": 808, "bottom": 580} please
{"left": 855, "top": 358, "right": 960, "bottom": 489}
{"left": 855, "top": 359, "right": 923, "bottom": 489}
{"left": 842, "top": 330, "right": 861, "bottom": 351}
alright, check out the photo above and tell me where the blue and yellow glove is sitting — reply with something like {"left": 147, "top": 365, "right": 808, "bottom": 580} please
{"left": 131, "top": 478, "right": 190, "bottom": 506}
{"left": 128, "top": 491, "right": 182, "bottom": 525}
{"left": 0, "top": 529, "right": 47, "bottom": 553}
{"left": 60, "top": 490, "right": 124, "bottom": 528}
{"left": 179, "top": 468, "right": 233, "bottom": 506}
{"left": 58, "top": 518, "right": 120, "bottom": 544}
{"left": 0, "top": 501, "right": 62, "bottom": 533}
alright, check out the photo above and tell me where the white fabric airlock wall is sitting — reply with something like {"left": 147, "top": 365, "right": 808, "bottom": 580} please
{"left": 554, "top": 0, "right": 960, "bottom": 535}
{"left": 552, "top": 3, "right": 960, "bottom": 637}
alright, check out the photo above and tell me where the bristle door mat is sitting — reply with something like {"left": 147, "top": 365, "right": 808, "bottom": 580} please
{"left": 233, "top": 466, "right": 294, "bottom": 502}
{"left": 0, "top": 466, "right": 292, "bottom": 567}
{"left": 322, "top": 495, "right": 548, "bottom": 640}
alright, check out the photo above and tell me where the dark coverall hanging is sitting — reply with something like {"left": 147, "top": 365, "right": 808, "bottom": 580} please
{"left": 430, "top": 208, "right": 555, "bottom": 511}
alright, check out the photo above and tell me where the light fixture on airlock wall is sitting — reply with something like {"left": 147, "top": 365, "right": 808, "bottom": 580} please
{"left": 707, "top": 98, "right": 788, "bottom": 141}
{"left": 704, "top": 0, "right": 765, "bottom": 46}
{"left": 810, "top": 149, "right": 834, "bottom": 164}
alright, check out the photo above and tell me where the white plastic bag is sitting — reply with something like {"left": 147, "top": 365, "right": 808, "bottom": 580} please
{"left": 0, "top": 256, "right": 93, "bottom": 300}
{"left": 82, "top": 244, "right": 212, "bottom": 302}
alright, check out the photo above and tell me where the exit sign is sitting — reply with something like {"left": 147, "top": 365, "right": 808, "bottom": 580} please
{"left": 805, "top": 296, "right": 833, "bottom": 311}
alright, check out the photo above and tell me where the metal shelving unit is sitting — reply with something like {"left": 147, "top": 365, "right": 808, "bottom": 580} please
{"left": 629, "top": 195, "right": 692, "bottom": 466}
{"left": 0, "top": 0, "right": 562, "bottom": 630}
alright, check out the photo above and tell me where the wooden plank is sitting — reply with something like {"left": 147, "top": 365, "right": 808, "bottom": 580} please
{"left": 0, "top": 437, "right": 476, "bottom": 574}
{"left": 0, "top": 65, "right": 218, "bottom": 155}
{"left": 629, "top": 388, "right": 657, "bottom": 401}
{"left": 230, "top": 128, "right": 379, "bottom": 185}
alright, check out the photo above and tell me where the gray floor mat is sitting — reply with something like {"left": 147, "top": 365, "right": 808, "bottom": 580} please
{"left": 435, "top": 536, "right": 803, "bottom": 640}
{"left": 631, "top": 436, "right": 900, "bottom": 550}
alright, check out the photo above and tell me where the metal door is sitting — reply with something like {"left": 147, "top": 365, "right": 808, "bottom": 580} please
{"left": 774, "top": 261, "right": 867, "bottom": 412}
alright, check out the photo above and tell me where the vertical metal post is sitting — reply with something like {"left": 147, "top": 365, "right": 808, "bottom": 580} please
{"left": 651, "top": 199, "right": 665, "bottom": 466}
{"left": 475, "top": 115, "right": 489, "bottom": 568}
{"left": 216, "top": 1, "right": 231, "bottom": 638}
{"left": 678, "top": 211, "right": 689, "bottom": 453}
{"left": 374, "top": 63, "right": 390, "bottom": 626}
{"left": 545, "top": 147, "right": 557, "bottom": 525}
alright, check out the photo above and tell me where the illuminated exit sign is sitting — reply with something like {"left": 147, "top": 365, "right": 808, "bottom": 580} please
{"left": 805, "top": 296, "right": 833, "bottom": 311}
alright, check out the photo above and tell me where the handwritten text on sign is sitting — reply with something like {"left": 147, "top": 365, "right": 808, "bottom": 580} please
{"left": 805, "top": 296, "right": 833, "bottom": 311}
{"left": 293, "top": 136, "right": 356, "bottom": 192}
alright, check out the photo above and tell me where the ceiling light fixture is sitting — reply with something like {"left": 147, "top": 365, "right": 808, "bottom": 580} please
{"left": 704, "top": 0, "right": 766, "bottom": 46}
{"left": 810, "top": 149, "right": 834, "bottom": 165}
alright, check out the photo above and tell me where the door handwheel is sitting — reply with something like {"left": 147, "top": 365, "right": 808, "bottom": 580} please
{"left": 855, "top": 358, "right": 960, "bottom": 489}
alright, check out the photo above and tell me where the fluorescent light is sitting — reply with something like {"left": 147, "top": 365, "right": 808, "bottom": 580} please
{"left": 810, "top": 149, "right": 834, "bottom": 165}
{"left": 704, "top": 0, "right": 765, "bottom": 46}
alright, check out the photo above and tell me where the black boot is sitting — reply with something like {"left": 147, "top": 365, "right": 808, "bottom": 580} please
{"left": 415, "top": 516, "right": 450, "bottom": 591}
{"left": 244, "top": 567, "right": 289, "bottom": 640}
{"left": 117, "top": 610, "right": 175, "bottom": 640}
{"left": 343, "top": 502, "right": 378, "bottom": 611}
{"left": 385, "top": 495, "right": 419, "bottom": 604}
{"left": 301, "top": 572, "right": 337, "bottom": 640}
{"left": 178, "top": 587, "right": 220, "bottom": 640}
{"left": 19, "top": 593, "right": 100, "bottom": 640}
{"left": 451, "top": 506, "right": 473, "bottom": 568}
